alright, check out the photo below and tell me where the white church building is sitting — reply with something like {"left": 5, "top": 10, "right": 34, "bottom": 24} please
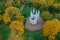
{"left": 30, "top": 8, "right": 40, "bottom": 25}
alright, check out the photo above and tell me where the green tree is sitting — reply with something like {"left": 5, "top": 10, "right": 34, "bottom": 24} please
{"left": 48, "top": 5, "right": 56, "bottom": 14}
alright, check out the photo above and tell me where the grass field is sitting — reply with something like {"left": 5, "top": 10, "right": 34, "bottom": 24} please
{"left": 24, "top": 29, "right": 60, "bottom": 40}
{"left": 22, "top": 5, "right": 31, "bottom": 18}
{"left": 24, "top": 29, "right": 43, "bottom": 40}
{"left": 0, "top": 24, "right": 10, "bottom": 40}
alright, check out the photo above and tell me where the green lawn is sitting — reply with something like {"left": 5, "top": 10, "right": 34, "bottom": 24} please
{"left": 0, "top": 24, "right": 10, "bottom": 40}
{"left": 24, "top": 29, "right": 43, "bottom": 40}
{"left": 22, "top": 5, "right": 31, "bottom": 18}
{"left": 24, "top": 29, "right": 60, "bottom": 40}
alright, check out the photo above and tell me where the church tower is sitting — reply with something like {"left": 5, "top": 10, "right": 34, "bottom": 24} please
{"left": 30, "top": 8, "right": 40, "bottom": 25}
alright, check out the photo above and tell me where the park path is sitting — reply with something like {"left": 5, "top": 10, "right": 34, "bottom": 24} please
{"left": 20, "top": 4, "right": 25, "bottom": 12}
{"left": 25, "top": 17, "right": 45, "bottom": 31}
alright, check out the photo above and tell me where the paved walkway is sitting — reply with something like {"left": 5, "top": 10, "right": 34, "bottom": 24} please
{"left": 25, "top": 17, "right": 45, "bottom": 31}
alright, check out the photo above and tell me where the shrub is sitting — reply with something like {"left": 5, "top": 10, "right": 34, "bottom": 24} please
{"left": 55, "top": 13, "right": 60, "bottom": 20}
{"left": 57, "top": 7, "right": 60, "bottom": 13}
{"left": 48, "top": 5, "right": 56, "bottom": 14}
{"left": 41, "top": 11, "right": 53, "bottom": 20}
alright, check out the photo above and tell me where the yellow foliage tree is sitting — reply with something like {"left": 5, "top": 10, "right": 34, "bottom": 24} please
{"left": 48, "top": 0, "right": 54, "bottom": 5}
{"left": 43, "top": 19, "right": 60, "bottom": 40}
{"left": 6, "top": 0, "right": 12, "bottom": 7}
{"left": 6, "top": 0, "right": 20, "bottom": 7}
{"left": 9, "top": 20, "right": 24, "bottom": 40}
{"left": 3, "top": 7, "right": 24, "bottom": 24}
{"left": 53, "top": 3, "right": 60, "bottom": 8}
{"left": 3, "top": 13, "right": 11, "bottom": 24}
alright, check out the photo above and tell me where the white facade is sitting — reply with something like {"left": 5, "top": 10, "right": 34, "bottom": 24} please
{"left": 30, "top": 9, "right": 40, "bottom": 25}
